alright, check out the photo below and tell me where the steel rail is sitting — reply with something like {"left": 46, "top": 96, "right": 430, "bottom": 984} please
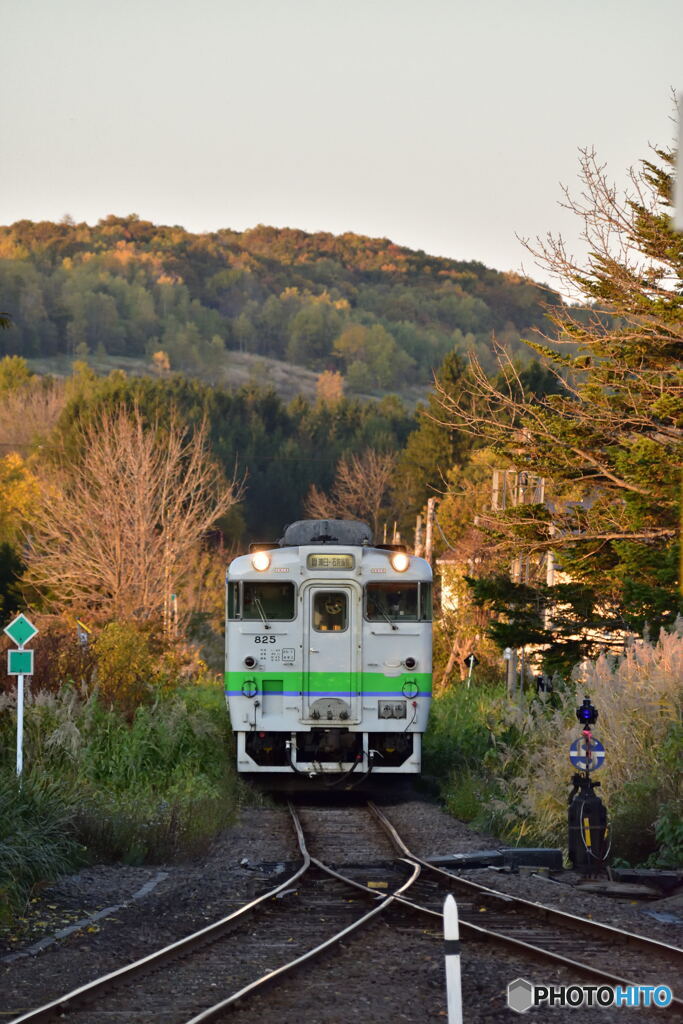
{"left": 368, "top": 801, "right": 683, "bottom": 1009}
{"left": 181, "top": 805, "right": 422, "bottom": 1024}
{"left": 368, "top": 801, "right": 682, "bottom": 959}
{"left": 9, "top": 805, "right": 312, "bottom": 1024}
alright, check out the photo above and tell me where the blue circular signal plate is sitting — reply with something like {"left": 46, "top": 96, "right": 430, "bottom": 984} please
{"left": 569, "top": 736, "right": 606, "bottom": 772}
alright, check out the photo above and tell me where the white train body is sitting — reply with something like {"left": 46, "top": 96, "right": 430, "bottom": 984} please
{"left": 225, "top": 520, "right": 432, "bottom": 781}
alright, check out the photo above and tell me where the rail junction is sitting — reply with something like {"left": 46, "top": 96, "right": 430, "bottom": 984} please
{"left": 8, "top": 801, "right": 682, "bottom": 1023}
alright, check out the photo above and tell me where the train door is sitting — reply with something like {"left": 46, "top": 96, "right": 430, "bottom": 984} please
{"left": 302, "top": 582, "right": 361, "bottom": 722}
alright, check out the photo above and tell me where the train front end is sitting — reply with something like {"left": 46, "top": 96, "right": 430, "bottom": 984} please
{"left": 225, "top": 519, "right": 432, "bottom": 784}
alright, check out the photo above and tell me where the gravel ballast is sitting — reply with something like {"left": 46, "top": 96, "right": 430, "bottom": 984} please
{"left": 1, "top": 795, "right": 680, "bottom": 1023}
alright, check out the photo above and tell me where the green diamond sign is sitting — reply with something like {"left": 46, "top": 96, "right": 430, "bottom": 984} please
{"left": 4, "top": 614, "right": 38, "bottom": 647}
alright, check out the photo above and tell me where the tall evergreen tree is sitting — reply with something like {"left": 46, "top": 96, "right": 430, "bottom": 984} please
{"left": 396, "top": 351, "right": 473, "bottom": 514}
{"left": 436, "top": 138, "right": 682, "bottom": 646}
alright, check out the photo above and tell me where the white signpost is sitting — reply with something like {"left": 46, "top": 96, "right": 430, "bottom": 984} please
{"left": 444, "top": 894, "right": 463, "bottom": 1023}
{"left": 4, "top": 613, "right": 38, "bottom": 777}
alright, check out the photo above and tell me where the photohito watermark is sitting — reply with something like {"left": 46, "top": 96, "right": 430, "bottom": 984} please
{"left": 507, "top": 978, "right": 673, "bottom": 1013}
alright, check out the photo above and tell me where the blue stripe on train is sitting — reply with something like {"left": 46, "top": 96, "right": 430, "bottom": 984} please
{"left": 224, "top": 690, "right": 431, "bottom": 697}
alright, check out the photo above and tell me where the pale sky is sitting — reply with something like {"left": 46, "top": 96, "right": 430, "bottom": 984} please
{"left": 2, "top": 0, "right": 681, "bottom": 278}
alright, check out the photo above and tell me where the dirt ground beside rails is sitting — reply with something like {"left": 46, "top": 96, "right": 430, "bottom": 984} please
{"left": 1, "top": 796, "right": 680, "bottom": 1023}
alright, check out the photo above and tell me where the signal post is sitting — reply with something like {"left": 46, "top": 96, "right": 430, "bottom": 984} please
{"left": 4, "top": 613, "right": 39, "bottom": 778}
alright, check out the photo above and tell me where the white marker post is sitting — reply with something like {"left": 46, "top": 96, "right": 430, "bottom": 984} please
{"left": 16, "top": 673, "right": 23, "bottom": 776}
{"left": 4, "top": 614, "right": 39, "bottom": 778}
{"left": 463, "top": 653, "right": 478, "bottom": 690}
{"left": 444, "top": 894, "right": 463, "bottom": 1024}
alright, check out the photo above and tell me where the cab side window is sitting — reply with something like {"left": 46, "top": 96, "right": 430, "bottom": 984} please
{"left": 227, "top": 581, "right": 240, "bottom": 619}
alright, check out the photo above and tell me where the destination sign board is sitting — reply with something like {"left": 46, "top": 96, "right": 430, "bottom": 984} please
{"left": 307, "top": 553, "right": 355, "bottom": 570}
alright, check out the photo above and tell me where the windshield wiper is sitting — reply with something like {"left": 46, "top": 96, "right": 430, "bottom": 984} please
{"left": 377, "top": 600, "right": 398, "bottom": 631}
{"left": 254, "top": 598, "right": 271, "bottom": 630}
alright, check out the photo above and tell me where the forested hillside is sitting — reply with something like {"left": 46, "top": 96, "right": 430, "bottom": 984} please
{"left": 0, "top": 216, "right": 559, "bottom": 389}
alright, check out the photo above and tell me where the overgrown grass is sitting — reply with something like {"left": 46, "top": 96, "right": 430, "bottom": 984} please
{"left": 0, "top": 773, "right": 84, "bottom": 924}
{"left": 426, "top": 624, "right": 683, "bottom": 866}
{"left": 0, "top": 681, "right": 244, "bottom": 917}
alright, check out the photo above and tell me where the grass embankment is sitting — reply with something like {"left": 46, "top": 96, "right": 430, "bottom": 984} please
{"left": 424, "top": 625, "right": 683, "bottom": 867}
{"left": 0, "top": 683, "right": 242, "bottom": 925}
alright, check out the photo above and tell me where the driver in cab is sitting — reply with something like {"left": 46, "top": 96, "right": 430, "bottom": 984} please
{"left": 314, "top": 594, "right": 345, "bottom": 631}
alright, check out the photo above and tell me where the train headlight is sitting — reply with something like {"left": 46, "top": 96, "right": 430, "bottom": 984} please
{"left": 390, "top": 551, "right": 410, "bottom": 572}
{"left": 251, "top": 551, "right": 271, "bottom": 572}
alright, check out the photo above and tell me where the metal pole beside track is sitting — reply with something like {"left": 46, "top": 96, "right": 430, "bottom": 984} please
{"left": 16, "top": 672, "right": 24, "bottom": 777}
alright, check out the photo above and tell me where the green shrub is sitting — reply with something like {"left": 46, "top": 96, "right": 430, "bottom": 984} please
{"left": 424, "top": 680, "right": 510, "bottom": 829}
{"left": 442, "top": 770, "right": 499, "bottom": 823}
{"left": 92, "top": 621, "right": 161, "bottom": 712}
{"left": 651, "top": 803, "right": 683, "bottom": 868}
{"left": 423, "top": 679, "right": 506, "bottom": 780}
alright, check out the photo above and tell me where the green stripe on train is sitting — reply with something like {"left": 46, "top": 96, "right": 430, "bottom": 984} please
{"left": 224, "top": 670, "right": 431, "bottom": 695}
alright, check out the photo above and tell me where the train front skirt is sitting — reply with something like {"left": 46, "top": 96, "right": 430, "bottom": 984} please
{"left": 236, "top": 728, "right": 422, "bottom": 776}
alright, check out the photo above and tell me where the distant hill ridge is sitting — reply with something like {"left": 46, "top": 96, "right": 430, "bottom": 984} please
{"left": 0, "top": 215, "right": 560, "bottom": 392}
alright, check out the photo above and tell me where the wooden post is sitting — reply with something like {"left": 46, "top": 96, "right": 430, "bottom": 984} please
{"left": 424, "top": 497, "right": 436, "bottom": 566}
{"left": 414, "top": 514, "right": 424, "bottom": 557}
{"left": 439, "top": 637, "right": 460, "bottom": 691}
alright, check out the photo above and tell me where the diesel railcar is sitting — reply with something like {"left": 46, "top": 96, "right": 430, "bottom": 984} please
{"left": 225, "top": 519, "right": 432, "bottom": 784}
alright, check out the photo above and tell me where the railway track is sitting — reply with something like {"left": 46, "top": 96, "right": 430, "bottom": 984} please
{"left": 8, "top": 801, "right": 682, "bottom": 1023}
{"left": 368, "top": 802, "right": 683, "bottom": 1005}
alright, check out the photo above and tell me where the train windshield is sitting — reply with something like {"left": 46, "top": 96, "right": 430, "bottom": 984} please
{"left": 313, "top": 590, "right": 348, "bottom": 632}
{"left": 365, "top": 582, "right": 419, "bottom": 622}
{"left": 242, "top": 582, "right": 295, "bottom": 620}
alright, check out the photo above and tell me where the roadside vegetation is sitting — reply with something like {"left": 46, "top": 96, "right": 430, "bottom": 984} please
{"left": 0, "top": 633, "right": 242, "bottom": 923}
{"left": 424, "top": 624, "right": 683, "bottom": 867}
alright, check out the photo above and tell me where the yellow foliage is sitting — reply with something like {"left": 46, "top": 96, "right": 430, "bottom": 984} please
{"left": 152, "top": 350, "right": 171, "bottom": 373}
{"left": 0, "top": 452, "right": 41, "bottom": 542}
{"left": 316, "top": 370, "right": 344, "bottom": 406}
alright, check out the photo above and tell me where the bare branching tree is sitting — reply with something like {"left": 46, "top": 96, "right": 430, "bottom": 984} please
{"left": 0, "top": 379, "right": 66, "bottom": 455}
{"left": 24, "top": 406, "right": 245, "bottom": 623}
{"left": 304, "top": 449, "right": 397, "bottom": 539}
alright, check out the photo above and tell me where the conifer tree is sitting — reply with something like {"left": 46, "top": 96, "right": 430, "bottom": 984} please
{"left": 436, "top": 137, "right": 682, "bottom": 646}
{"left": 397, "top": 351, "right": 473, "bottom": 515}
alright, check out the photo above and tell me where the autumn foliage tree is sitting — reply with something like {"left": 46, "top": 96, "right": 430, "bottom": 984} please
{"left": 24, "top": 406, "right": 244, "bottom": 624}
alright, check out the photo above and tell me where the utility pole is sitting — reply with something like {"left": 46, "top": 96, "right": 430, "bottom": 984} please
{"left": 424, "top": 497, "right": 436, "bottom": 566}
{"left": 493, "top": 470, "right": 545, "bottom": 698}
{"left": 414, "top": 514, "right": 424, "bottom": 557}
